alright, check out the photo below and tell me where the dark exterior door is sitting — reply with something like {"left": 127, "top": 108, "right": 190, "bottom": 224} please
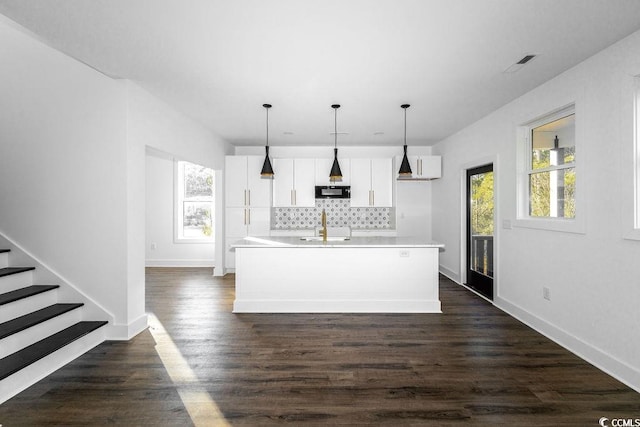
{"left": 466, "top": 164, "right": 494, "bottom": 300}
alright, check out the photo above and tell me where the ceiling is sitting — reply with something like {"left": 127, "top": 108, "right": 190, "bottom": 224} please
{"left": 2, "top": 0, "right": 640, "bottom": 147}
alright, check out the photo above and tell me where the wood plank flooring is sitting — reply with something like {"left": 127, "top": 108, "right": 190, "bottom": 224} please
{"left": 0, "top": 268, "right": 638, "bottom": 425}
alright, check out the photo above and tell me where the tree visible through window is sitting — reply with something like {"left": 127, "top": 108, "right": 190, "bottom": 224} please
{"left": 177, "top": 161, "right": 214, "bottom": 241}
{"left": 528, "top": 111, "right": 576, "bottom": 219}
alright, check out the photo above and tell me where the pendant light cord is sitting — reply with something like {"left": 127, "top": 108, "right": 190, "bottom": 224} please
{"left": 334, "top": 107, "right": 337, "bottom": 149}
{"left": 404, "top": 106, "right": 407, "bottom": 145}
{"left": 266, "top": 106, "right": 269, "bottom": 147}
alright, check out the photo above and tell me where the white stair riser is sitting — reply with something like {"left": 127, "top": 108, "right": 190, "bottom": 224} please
{"left": 0, "top": 308, "right": 82, "bottom": 359}
{"left": 0, "top": 289, "right": 59, "bottom": 324}
{"left": 0, "top": 271, "right": 34, "bottom": 293}
{"left": 0, "top": 253, "right": 8, "bottom": 268}
{"left": 0, "top": 326, "right": 105, "bottom": 404}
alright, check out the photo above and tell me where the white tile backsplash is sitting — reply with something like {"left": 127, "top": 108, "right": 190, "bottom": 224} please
{"left": 272, "top": 199, "right": 394, "bottom": 230}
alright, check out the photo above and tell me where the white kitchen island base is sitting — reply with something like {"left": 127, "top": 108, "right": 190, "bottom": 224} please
{"left": 232, "top": 237, "right": 443, "bottom": 313}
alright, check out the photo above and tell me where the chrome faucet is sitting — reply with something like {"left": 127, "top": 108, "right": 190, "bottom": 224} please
{"left": 320, "top": 209, "right": 328, "bottom": 242}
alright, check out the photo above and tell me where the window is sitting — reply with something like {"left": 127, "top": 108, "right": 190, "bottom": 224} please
{"left": 175, "top": 160, "right": 214, "bottom": 242}
{"left": 516, "top": 105, "right": 582, "bottom": 233}
{"left": 528, "top": 112, "right": 576, "bottom": 219}
{"left": 635, "top": 79, "right": 640, "bottom": 231}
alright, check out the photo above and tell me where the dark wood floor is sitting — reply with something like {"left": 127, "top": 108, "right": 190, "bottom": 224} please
{"left": 1, "top": 268, "right": 638, "bottom": 426}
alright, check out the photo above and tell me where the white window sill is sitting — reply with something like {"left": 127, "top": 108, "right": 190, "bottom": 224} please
{"left": 623, "top": 229, "right": 640, "bottom": 241}
{"left": 514, "top": 217, "right": 586, "bottom": 234}
{"left": 174, "top": 238, "right": 215, "bottom": 244}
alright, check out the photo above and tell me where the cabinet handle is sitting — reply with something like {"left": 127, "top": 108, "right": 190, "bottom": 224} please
{"left": 243, "top": 208, "right": 247, "bottom": 225}
{"left": 247, "top": 189, "right": 251, "bottom": 206}
{"left": 291, "top": 189, "right": 294, "bottom": 206}
{"left": 244, "top": 189, "right": 247, "bottom": 206}
{"left": 294, "top": 190, "right": 297, "bottom": 205}
{"left": 371, "top": 190, "right": 375, "bottom": 206}
{"left": 418, "top": 159, "right": 423, "bottom": 176}
{"left": 247, "top": 208, "right": 251, "bottom": 225}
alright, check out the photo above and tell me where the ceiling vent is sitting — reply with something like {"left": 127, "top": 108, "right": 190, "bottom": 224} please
{"left": 503, "top": 54, "right": 538, "bottom": 73}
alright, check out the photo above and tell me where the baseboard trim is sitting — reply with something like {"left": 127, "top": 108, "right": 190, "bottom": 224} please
{"left": 233, "top": 299, "right": 442, "bottom": 313}
{"left": 439, "top": 265, "right": 460, "bottom": 284}
{"left": 145, "top": 259, "right": 215, "bottom": 267}
{"left": 105, "top": 314, "right": 148, "bottom": 340}
{"left": 495, "top": 296, "right": 640, "bottom": 393}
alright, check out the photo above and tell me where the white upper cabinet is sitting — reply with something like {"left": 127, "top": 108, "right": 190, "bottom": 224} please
{"left": 225, "top": 155, "right": 272, "bottom": 207}
{"left": 407, "top": 155, "right": 442, "bottom": 179}
{"left": 350, "top": 158, "right": 393, "bottom": 207}
{"left": 273, "top": 158, "right": 316, "bottom": 207}
{"left": 315, "top": 158, "right": 351, "bottom": 186}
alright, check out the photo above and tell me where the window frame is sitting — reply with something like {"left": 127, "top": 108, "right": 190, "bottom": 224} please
{"left": 515, "top": 104, "right": 585, "bottom": 234}
{"left": 625, "top": 77, "right": 640, "bottom": 240}
{"left": 174, "top": 160, "right": 215, "bottom": 244}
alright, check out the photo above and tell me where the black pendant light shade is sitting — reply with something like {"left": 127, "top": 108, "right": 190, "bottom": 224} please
{"left": 260, "top": 104, "right": 274, "bottom": 178}
{"left": 398, "top": 104, "right": 413, "bottom": 178}
{"left": 330, "top": 104, "right": 343, "bottom": 182}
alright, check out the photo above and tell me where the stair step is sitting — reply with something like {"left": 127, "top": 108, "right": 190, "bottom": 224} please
{"left": 0, "top": 285, "right": 59, "bottom": 306}
{"left": 0, "top": 267, "right": 35, "bottom": 278}
{"left": 0, "top": 321, "right": 108, "bottom": 381}
{"left": 0, "top": 303, "right": 83, "bottom": 340}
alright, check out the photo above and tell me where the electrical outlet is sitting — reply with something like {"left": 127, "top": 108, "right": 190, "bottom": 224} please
{"left": 543, "top": 287, "right": 551, "bottom": 301}
{"left": 151, "top": 243, "right": 157, "bottom": 251}
{"left": 399, "top": 250, "right": 410, "bottom": 257}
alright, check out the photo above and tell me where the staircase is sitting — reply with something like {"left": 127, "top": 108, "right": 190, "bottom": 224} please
{"left": 0, "top": 248, "right": 108, "bottom": 403}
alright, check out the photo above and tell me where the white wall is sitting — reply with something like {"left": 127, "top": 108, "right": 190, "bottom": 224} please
{"left": 0, "top": 16, "right": 129, "bottom": 328}
{"left": 125, "top": 82, "right": 232, "bottom": 282}
{"left": 0, "top": 16, "right": 232, "bottom": 338}
{"left": 145, "top": 149, "right": 215, "bottom": 266}
{"left": 432, "top": 29, "right": 640, "bottom": 391}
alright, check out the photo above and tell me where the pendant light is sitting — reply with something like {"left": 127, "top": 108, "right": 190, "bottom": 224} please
{"left": 329, "top": 104, "right": 343, "bottom": 182}
{"left": 398, "top": 104, "right": 413, "bottom": 178}
{"left": 260, "top": 103, "right": 274, "bottom": 178}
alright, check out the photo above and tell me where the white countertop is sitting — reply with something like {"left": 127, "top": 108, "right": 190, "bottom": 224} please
{"left": 231, "top": 236, "right": 445, "bottom": 249}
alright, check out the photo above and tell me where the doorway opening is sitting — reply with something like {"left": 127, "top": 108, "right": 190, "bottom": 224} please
{"left": 466, "top": 164, "right": 494, "bottom": 300}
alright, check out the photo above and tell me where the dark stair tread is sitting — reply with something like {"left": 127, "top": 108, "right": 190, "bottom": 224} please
{"left": 0, "top": 303, "right": 84, "bottom": 340}
{"left": 0, "top": 320, "right": 108, "bottom": 381}
{"left": 0, "top": 249, "right": 9, "bottom": 253}
{"left": 0, "top": 285, "right": 60, "bottom": 306}
{"left": 0, "top": 267, "right": 35, "bottom": 278}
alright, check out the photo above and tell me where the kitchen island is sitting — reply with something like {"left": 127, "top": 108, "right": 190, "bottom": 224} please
{"left": 231, "top": 236, "right": 444, "bottom": 313}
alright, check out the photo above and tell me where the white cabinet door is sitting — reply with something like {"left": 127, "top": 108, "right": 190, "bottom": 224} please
{"left": 225, "top": 155, "right": 272, "bottom": 207}
{"left": 315, "top": 158, "right": 351, "bottom": 185}
{"left": 272, "top": 158, "right": 295, "bottom": 207}
{"left": 294, "top": 158, "right": 316, "bottom": 207}
{"left": 247, "top": 155, "right": 272, "bottom": 206}
{"left": 247, "top": 207, "right": 271, "bottom": 236}
{"left": 409, "top": 155, "right": 442, "bottom": 179}
{"left": 370, "top": 158, "right": 393, "bottom": 207}
{"left": 350, "top": 158, "right": 392, "bottom": 207}
{"left": 350, "top": 158, "right": 372, "bottom": 207}
{"left": 225, "top": 207, "right": 248, "bottom": 238}
{"left": 225, "top": 156, "right": 248, "bottom": 207}
{"left": 272, "top": 158, "right": 315, "bottom": 207}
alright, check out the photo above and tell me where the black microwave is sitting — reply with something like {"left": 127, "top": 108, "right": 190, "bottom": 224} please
{"left": 315, "top": 185, "right": 351, "bottom": 199}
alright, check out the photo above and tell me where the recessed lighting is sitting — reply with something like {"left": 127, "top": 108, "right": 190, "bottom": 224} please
{"left": 373, "top": 131, "right": 384, "bottom": 136}
{"left": 283, "top": 131, "right": 294, "bottom": 135}
{"left": 329, "top": 132, "right": 349, "bottom": 135}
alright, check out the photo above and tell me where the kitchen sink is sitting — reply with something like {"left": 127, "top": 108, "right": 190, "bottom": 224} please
{"left": 300, "top": 236, "right": 350, "bottom": 241}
